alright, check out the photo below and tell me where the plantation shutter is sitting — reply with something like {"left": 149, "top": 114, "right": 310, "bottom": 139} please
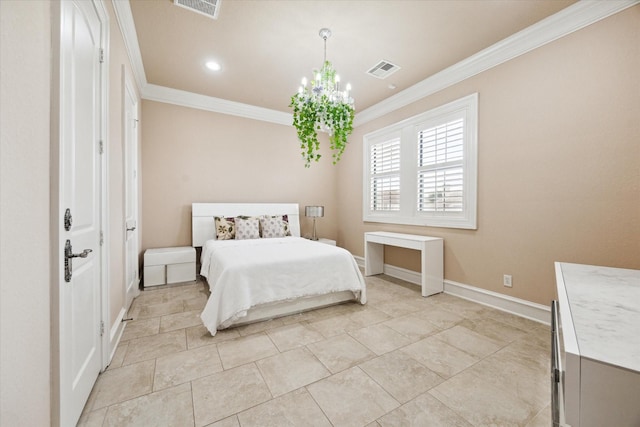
{"left": 417, "top": 118, "right": 464, "bottom": 212}
{"left": 370, "top": 138, "right": 401, "bottom": 211}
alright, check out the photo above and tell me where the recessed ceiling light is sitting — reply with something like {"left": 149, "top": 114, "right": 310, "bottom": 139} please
{"left": 388, "top": 84, "right": 397, "bottom": 90}
{"left": 205, "top": 61, "right": 221, "bottom": 71}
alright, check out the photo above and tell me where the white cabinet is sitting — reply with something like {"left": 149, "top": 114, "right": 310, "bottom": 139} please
{"left": 554, "top": 262, "right": 640, "bottom": 427}
{"left": 144, "top": 246, "right": 196, "bottom": 287}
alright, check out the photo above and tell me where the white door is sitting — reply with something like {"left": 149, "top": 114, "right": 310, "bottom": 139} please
{"left": 124, "top": 77, "right": 140, "bottom": 307}
{"left": 59, "top": 1, "right": 105, "bottom": 425}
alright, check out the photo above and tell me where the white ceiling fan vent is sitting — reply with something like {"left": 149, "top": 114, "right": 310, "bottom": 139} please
{"left": 174, "top": 0, "right": 221, "bottom": 20}
{"left": 366, "top": 60, "right": 401, "bottom": 79}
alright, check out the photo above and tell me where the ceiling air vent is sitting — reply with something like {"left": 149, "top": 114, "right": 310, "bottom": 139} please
{"left": 366, "top": 60, "right": 401, "bottom": 79}
{"left": 174, "top": 0, "right": 221, "bottom": 20}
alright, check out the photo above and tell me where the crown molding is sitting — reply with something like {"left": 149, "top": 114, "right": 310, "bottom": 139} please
{"left": 143, "top": 84, "right": 293, "bottom": 126}
{"left": 112, "top": 0, "right": 147, "bottom": 93}
{"left": 354, "top": 0, "right": 639, "bottom": 127}
{"left": 112, "top": 0, "right": 637, "bottom": 128}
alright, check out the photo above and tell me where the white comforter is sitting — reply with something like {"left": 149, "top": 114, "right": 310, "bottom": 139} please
{"left": 200, "top": 237, "right": 366, "bottom": 334}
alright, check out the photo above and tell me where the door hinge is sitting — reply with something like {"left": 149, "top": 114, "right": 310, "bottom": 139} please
{"left": 99, "top": 140, "right": 104, "bottom": 154}
{"left": 100, "top": 320, "right": 105, "bottom": 337}
{"left": 99, "top": 48, "right": 104, "bottom": 63}
{"left": 100, "top": 231, "right": 104, "bottom": 246}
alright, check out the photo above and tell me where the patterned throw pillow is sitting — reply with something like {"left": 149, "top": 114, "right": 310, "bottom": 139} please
{"left": 260, "top": 215, "right": 286, "bottom": 238}
{"left": 235, "top": 216, "right": 260, "bottom": 240}
{"left": 214, "top": 216, "right": 235, "bottom": 240}
{"left": 281, "top": 214, "right": 292, "bottom": 236}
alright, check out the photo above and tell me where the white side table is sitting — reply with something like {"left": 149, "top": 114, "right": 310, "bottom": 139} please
{"left": 364, "top": 231, "right": 443, "bottom": 297}
{"left": 317, "top": 238, "right": 336, "bottom": 246}
{"left": 144, "top": 246, "right": 196, "bottom": 287}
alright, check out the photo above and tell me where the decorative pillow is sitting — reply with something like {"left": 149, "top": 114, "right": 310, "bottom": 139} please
{"left": 214, "top": 216, "right": 235, "bottom": 240}
{"left": 235, "top": 216, "right": 260, "bottom": 240}
{"left": 260, "top": 215, "right": 286, "bottom": 238}
{"left": 281, "top": 214, "right": 292, "bottom": 236}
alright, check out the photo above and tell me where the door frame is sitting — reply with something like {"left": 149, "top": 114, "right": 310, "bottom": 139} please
{"left": 123, "top": 68, "right": 140, "bottom": 310}
{"left": 50, "top": 0, "right": 110, "bottom": 424}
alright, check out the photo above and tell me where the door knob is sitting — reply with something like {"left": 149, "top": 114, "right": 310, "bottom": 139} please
{"left": 64, "top": 240, "right": 92, "bottom": 282}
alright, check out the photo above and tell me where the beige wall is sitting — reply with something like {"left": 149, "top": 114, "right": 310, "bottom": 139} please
{"left": 0, "top": 1, "right": 52, "bottom": 425}
{"left": 140, "top": 100, "right": 339, "bottom": 252}
{"left": 337, "top": 6, "right": 640, "bottom": 306}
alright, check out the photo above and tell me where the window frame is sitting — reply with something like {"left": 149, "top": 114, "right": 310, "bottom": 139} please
{"left": 363, "top": 93, "right": 478, "bottom": 230}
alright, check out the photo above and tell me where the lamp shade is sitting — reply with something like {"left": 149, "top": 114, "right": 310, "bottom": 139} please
{"left": 305, "top": 206, "right": 324, "bottom": 218}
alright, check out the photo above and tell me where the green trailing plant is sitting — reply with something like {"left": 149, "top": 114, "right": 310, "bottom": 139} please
{"left": 290, "top": 61, "right": 355, "bottom": 168}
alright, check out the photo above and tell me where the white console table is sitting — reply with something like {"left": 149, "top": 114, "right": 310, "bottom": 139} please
{"left": 364, "top": 231, "right": 443, "bottom": 297}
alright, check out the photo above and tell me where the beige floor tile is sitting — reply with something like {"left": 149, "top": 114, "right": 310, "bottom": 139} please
{"left": 159, "top": 309, "right": 202, "bottom": 333}
{"left": 192, "top": 363, "right": 272, "bottom": 426}
{"left": 305, "top": 302, "right": 361, "bottom": 322}
{"left": 120, "top": 317, "right": 160, "bottom": 342}
{"left": 525, "top": 404, "right": 551, "bottom": 427}
{"left": 483, "top": 307, "right": 549, "bottom": 332}
{"left": 184, "top": 294, "right": 208, "bottom": 311}
{"left": 154, "top": 344, "right": 223, "bottom": 391}
{"left": 123, "top": 329, "right": 186, "bottom": 365}
{"left": 433, "top": 325, "right": 504, "bottom": 358}
{"left": 428, "top": 294, "right": 487, "bottom": 318}
{"left": 266, "top": 322, "right": 324, "bottom": 352}
{"left": 237, "top": 388, "right": 332, "bottom": 427}
{"left": 217, "top": 333, "right": 279, "bottom": 369}
{"left": 368, "top": 298, "right": 422, "bottom": 318}
{"left": 431, "top": 334, "right": 550, "bottom": 425}
{"left": 307, "top": 333, "right": 376, "bottom": 374}
{"left": 468, "top": 340, "right": 550, "bottom": 409}
{"left": 401, "top": 335, "right": 479, "bottom": 379}
{"left": 256, "top": 347, "right": 330, "bottom": 397}
{"left": 429, "top": 367, "right": 540, "bottom": 426}
{"left": 412, "top": 306, "right": 465, "bottom": 329}
{"left": 106, "top": 341, "right": 128, "bottom": 370}
{"left": 307, "top": 313, "right": 355, "bottom": 338}
{"left": 132, "top": 299, "right": 185, "bottom": 320}
{"left": 89, "top": 360, "right": 154, "bottom": 410}
{"left": 205, "top": 415, "right": 239, "bottom": 427}
{"left": 186, "top": 324, "right": 240, "bottom": 349}
{"left": 307, "top": 366, "right": 400, "bottom": 427}
{"left": 234, "top": 317, "right": 286, "bottom": 336}
{"left": 344, "top": 307, "right": 392, "bottom": 330}
{"left": 103, "top": 382, "right": 194, "bottom": 427}
{"left": 457, "top": 316, "right": 529, "bottom": 344}
{"left": 359, "top": 351, "right": 443, "bottom": 404}
{"left": 349, "top": 323, "right": 413, "bottom": 355}
{"left": 377, "top": 392, "right": 473, "bottom": 427}
{"left": 77, "top": 406, "right": 107, "bottom": 427}
{"left": 382, "top": 313, "right": 441, "bottom": 341}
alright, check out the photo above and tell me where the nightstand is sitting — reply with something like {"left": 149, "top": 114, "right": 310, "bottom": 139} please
{"left": 317, "top": 238, "right": 336, "bottom": 246}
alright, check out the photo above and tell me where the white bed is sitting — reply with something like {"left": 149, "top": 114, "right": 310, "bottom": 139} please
{"left": 192, "top": 203, "right": 366, "bottom": 335}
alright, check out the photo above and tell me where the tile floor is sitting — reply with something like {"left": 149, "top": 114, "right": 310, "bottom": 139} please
{"left": 78, "top": 273, "right": 552, "bottom": 427}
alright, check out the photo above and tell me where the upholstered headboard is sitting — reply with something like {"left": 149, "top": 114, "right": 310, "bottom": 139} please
{"left": 191, "top": 203, "right": 302, "bottom": 247}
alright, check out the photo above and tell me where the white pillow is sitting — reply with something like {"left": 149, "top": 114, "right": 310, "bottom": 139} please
{"left": 235, "top": 216, "right": 260, "bottom": 240}
{"left": 260, "top": 215, "right": 286, "bottom": 238}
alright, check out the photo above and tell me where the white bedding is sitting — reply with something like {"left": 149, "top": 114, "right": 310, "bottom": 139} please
{"left": 200, "top": 237, "right": 366, "bottom": 335}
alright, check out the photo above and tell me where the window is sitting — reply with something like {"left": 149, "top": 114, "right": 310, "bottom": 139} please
{"left": 369, "top": 136, "right": 401, "bottom": 211}
{"left": 363, "top": 93, "right": 478, "bottom": 229}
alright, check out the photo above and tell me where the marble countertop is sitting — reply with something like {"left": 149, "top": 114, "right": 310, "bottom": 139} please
{"left": 557, "top": 263, "right": 640, "bottom": 373}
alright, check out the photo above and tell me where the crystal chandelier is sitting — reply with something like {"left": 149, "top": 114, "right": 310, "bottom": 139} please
{"left": 290, "top": 28, "right": 355, "bottom": 167}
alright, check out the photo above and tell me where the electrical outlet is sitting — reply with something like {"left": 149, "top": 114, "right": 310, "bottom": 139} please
{"left": 503, "top": 274, "right": 513, "bottom": 288}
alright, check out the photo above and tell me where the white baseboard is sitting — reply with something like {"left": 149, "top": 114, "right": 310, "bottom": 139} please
{"left": 354, "top": 255, "right": 550, "bottom": 325}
